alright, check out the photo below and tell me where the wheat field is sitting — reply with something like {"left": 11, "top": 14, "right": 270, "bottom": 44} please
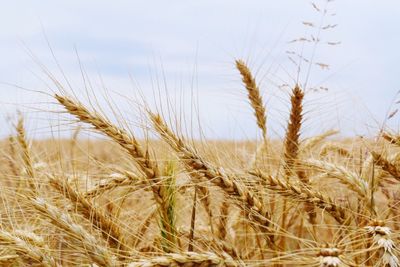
{"left": 0, "top": 53, "right": 398, "bottom": 267}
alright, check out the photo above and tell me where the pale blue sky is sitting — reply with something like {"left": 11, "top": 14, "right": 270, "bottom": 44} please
{"left": 1, "top": 0, "right": 399, "bottom": 139}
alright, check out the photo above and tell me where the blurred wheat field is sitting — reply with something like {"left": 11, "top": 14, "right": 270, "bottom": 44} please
{"left": 0, "top": 56, "right": 399, "bottom": 267}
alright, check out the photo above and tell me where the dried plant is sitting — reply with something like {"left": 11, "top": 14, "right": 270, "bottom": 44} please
{"left": 3, "top": 22, "right": 400, "bottom": 266}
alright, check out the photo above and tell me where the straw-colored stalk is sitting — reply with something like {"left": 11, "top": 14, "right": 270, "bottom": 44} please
{"left": 132, "top": 208, "right": 157, "bottom": 249}
{"left": 197, "top": 185, "right": 215, "bottom": 235}
{"left": 218, "top": 200, "right": 230, "bottom": 241}
{"left": 188, "top": 187, "right": 197, "bottom": 252}
{"left": 280, "top": 85, "right": 313, "bottom": 249}
{"left": 159, "top": 161, "right": 178, "bottom": 253}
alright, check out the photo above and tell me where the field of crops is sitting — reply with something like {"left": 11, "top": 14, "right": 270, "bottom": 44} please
{"left": 0, "top": 57, "right": 399, "bottom": 267}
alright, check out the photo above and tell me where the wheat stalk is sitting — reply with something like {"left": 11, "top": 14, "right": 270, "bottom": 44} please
{"left": 159, "top": 161, "right": 178, "bottom": 253}
{"left": 218, "top": 200, "right": 230, "bottom": 241}
{"left": 132, "top": 208, "right": 157, "bottom": 249}
{"left": 197, "top": 184, "right": 215, "bottom": 235}
{"left": 280, "top": 85, "right": 311, "bottom": 249}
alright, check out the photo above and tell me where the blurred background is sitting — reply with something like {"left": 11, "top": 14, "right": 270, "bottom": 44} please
{"left": 0, "top": 0, "right": 399, "bottom": 140}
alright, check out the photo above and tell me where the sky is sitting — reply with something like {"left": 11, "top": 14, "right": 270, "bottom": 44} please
{"left": 0, "top": 0, "right": 400, "bottom": 140}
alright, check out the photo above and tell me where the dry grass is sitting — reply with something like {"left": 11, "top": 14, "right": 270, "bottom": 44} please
{"left": 1, "top": 59, "right": 399, "bottom": 267}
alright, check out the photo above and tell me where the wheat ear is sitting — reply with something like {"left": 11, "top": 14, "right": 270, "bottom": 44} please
{"left": 365, "top": 222, "right": 399, "bottom": 267}
{"left": 235, "top": 59, "right": 267, "bottom": 141}
{"left": 6, "top": 135, "right": 19, "bottom": 177}
{"left": 382, "top": 132, "right": 400, "bottom": 146}
{"left": 127, "top": 251, "right": 240, "bottom": 267}
{"left": 15, "top": 115, "right": 37, "bottom": 193}
{"left": 320, "top": 143, "right": 351, "bottom": 158}
{"left": 55, "top": 94, "right": 158, "bottom": 180}
{"left": 84, "top": 171, "right": 146, "bottom": 198}
{"left": 283, "top": 85, "right": 304, "bottom": 180}
{"left": 30, "top": 197, "right": 118, "bottom": 267}
{"left": 149, "top": 112, "right": 275, "bottom": 243}
{"left": 55, "top": 94, "right": 178, "bottom": 251}
{"left": 235, "top": 59, "right": 269, "bottom": 169}
{"left": 371, "top": 151, "right": 400, "bottom": 181}
{"left": 251, "top": 171, "right": 349, "bottom": 225}
{"left": 0, "top": 229, "right": 59, "bottom": 267}
{"left": 300, "top": 129, "right": 339, "bottom": 152}
{"left": 48, "top": 175, "right": 131, "bottom": 256}
{"left": 318, "top": 247, "right": 344, "bottom": 267}
{"left": 303, "top": 159, "right": 371, "bottom": 202}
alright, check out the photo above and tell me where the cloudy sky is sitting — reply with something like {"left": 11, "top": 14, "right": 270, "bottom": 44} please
{"left": 0, "top": 0, "right": 399, "bottom": 140}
